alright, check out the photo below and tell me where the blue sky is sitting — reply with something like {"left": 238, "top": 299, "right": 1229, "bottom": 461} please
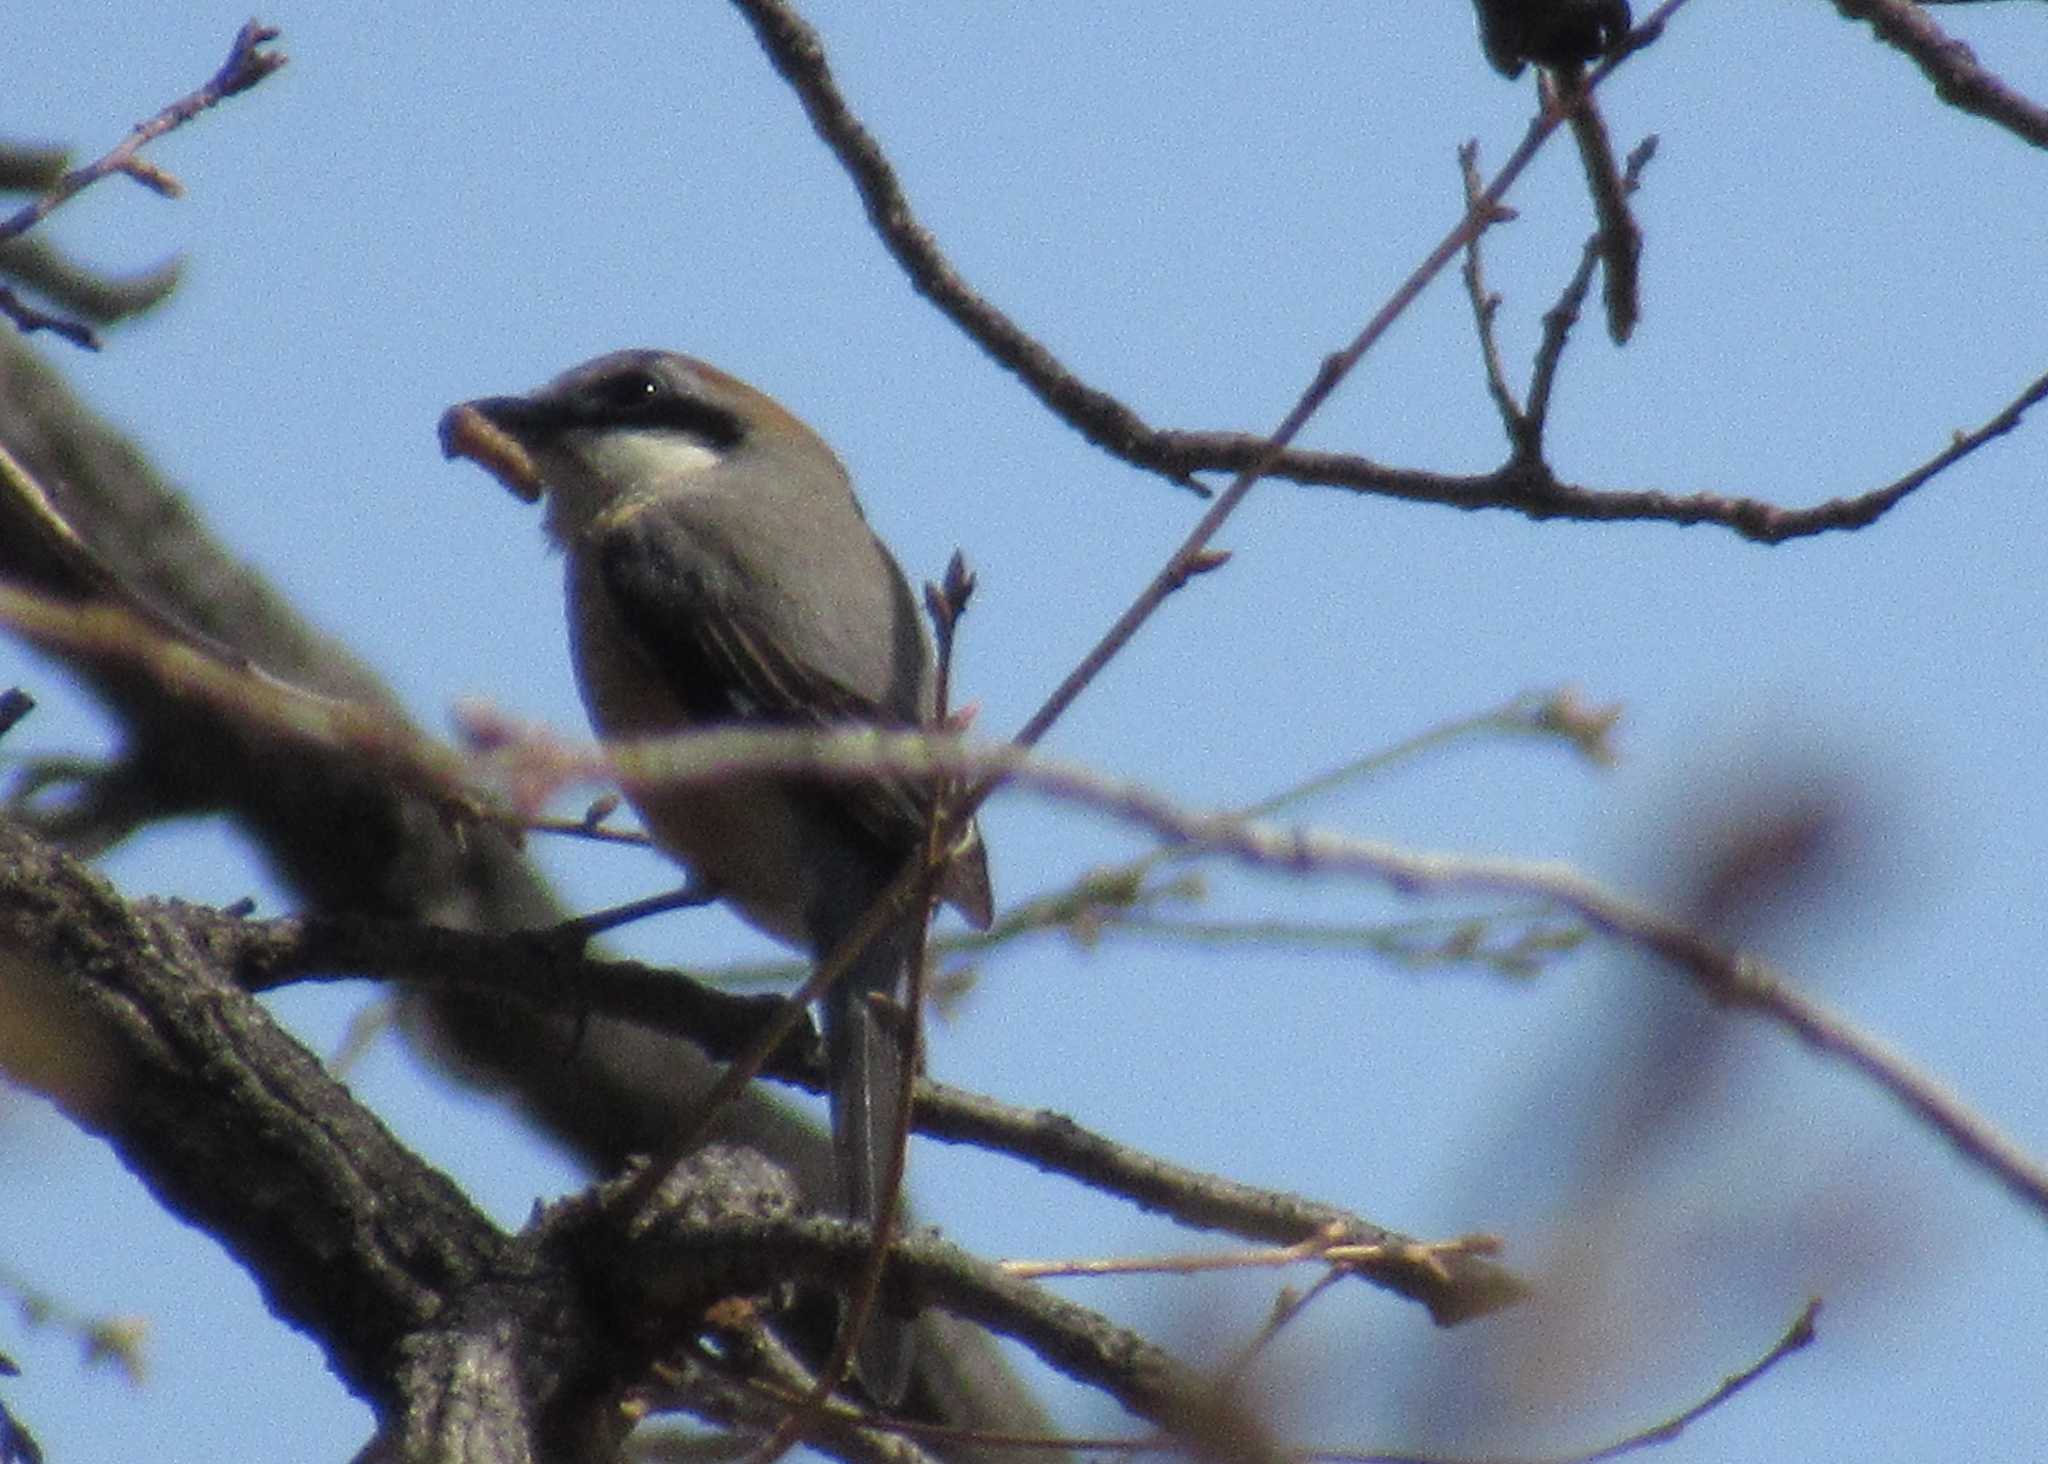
{"left": 4, "top": 2, "right": 2046, "bottom": 1459}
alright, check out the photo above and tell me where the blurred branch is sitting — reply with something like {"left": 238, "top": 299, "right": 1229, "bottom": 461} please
{"left": 1101, "top": 910, "right": 1585, "bottom": 979}
{"left": 0, "top": 239, "right": 181, "bottom": 325}
{"left": 924, "top": 687, "right": 1609, "bottom": 976}
{"left": 1311, "top": 1298, "right": 1821, "bottom": 1464}
{"left": 10, "top": 518, "right": 2041, "bottom": 1238}
{"left": 0, "top": 1357, "right": 40, "bottom": 1464}
{"left": 1830, "top": 0, "right": 2048, "bottom": 148}
{"left": 0, "top": 21, "right": 284, "bottom": 349}
{"left": 0, "top": 290, "right": 96, "bottom": 351}
{"left": 575, "top": 721, "right": 2048, "bottom": 1227}
{"left": 0, "top": 145, "right": 70, "bottom": 193}
{"left": 0, "top": 1264, "right": 147, "bottom": 1384}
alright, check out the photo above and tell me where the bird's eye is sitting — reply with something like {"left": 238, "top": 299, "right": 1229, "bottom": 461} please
{"left": 590, "top": 370, "right": 662, "bottom": 411}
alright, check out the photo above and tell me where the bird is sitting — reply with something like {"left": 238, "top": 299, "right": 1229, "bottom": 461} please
{"left": 1470, "top": 0, "right": 1632, "bottom": 79}
{"left": 437, "top": 349, "right": 993, "bottom": 1402}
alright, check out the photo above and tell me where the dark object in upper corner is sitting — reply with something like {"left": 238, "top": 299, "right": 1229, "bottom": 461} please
{"left": 1472, "top": 0, "right": 1633, "bottom": 78}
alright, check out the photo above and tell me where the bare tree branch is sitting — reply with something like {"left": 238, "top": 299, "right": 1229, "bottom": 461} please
{"left": 724, "top": 0, "right": 2041, "bottom": 544}
{"left": 12, "top": 498, "right": 2043, "bottom": 1240}
{"left": 0, "top": 820, "right": 1362, "bottom": 1464}
{"left": 196, "top": 902, "right": 1528, "bottom": 1325}
{"left": 0, "top": 817, "right": 1304, "bottom": 1464}
{"left": 0, "top": 21, "right": 285, "bottom": 241}
{"left": 578, "top": 722, "right": 2048, "bottom": 1225}
{"left": 1830, "top": 0, "right": 2048, "bottom": 148}
{"left": 0, "top": 22, "right": 284, "bottom": 350}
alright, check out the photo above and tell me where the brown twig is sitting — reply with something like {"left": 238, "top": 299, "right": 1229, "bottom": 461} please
{"left": 732, "top": 0, "right": 2028, "bottom": 546}
{"left": 1829, "top": 0, "right": 2048, "bottom": 149}
{"left": 728, "top": 0, "right": 1193, "bottom": 494}
{"left": 0, "top": 22, "right": 285, "bottom": 244}
{"left": 0, "top": 21, "right": 284, "bottom": 350}
{"left": 1457, "top": 142, "right": 1526, "bottom": 436}
{"left": 1527, "top": 137, "right": 1659, "bottom": 435}
{"left": 0, "top": 238, "right": 181, "bottom": 326}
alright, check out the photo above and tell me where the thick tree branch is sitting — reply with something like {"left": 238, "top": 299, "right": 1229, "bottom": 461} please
{"left": 0, "top": 819, "right": 602, "bottom": 1460}
{"left": 174, "top": 901, "right": 1527, "bottom": 1325}
{"left": 0, "top": 819, "right": 1310, "bottom": 1462}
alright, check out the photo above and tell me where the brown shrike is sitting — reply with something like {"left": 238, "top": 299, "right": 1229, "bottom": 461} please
{"left": 439, "top": 349, "right": 992, "bottom": 1401}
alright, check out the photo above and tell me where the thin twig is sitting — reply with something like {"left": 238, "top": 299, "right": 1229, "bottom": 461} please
{"left": 1000, "top": 1230, "right": 1496, "bottom": 1283}
{"left": 584, "top": 724, "right": 2048, "bottom": 1224}
{"left": 9, "top": 554, "right": 2033, "bottom": 1228}
{"left": 732, "top": 0, "right": 2033, "bottom": 544}
{"left": 1308, "top": 1298, "right": 1821, "bottom": 1464}
{"left": 0, "top": 21, "right": 286, "bottom": 245}
{"left": 1527, "top": 139, "right": 1659, "bottom": 434}
{"left": 1457, "top": 142, "right": 1526, "bottom": 438}
{"left": 0, "top": 22, "right": 283, "bottom": 351}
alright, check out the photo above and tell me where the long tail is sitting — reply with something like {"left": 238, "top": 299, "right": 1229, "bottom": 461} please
{"left": 822, "top": 922, "right": 916, "bottom": 1404}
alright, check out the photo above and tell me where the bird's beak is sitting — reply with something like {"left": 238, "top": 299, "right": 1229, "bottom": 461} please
{"left": 438, "top": 396, "right": 546, "bottom": 503}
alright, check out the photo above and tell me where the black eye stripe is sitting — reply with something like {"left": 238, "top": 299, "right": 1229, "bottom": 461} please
{"left": 634, "top": 394, "right": 745, "bottom": 449}
{"left": 555, "top": 370, "right": 745, "bottom": 449}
